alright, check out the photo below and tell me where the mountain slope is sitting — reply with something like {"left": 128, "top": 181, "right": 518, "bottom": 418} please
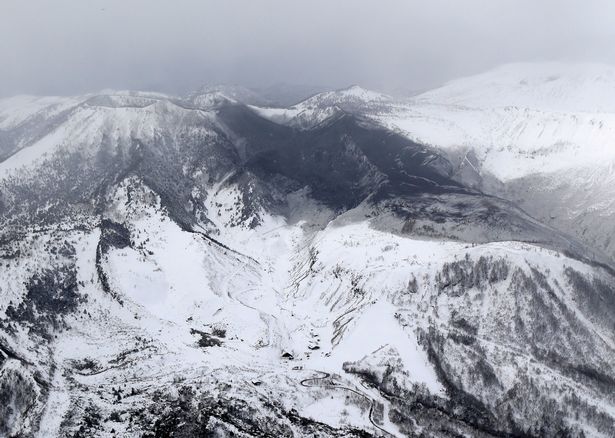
{"left": 262, "top": 63, "right": 614, "bottom": 266}
{"left": 247, "top": 65, "right": 615, "bottom": 265}
{"left": 0, "top": 85, "right": 614, "bottom": 437}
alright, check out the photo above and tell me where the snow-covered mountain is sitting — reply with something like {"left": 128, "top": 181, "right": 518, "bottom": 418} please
{"left": 380, "top": 63, "right": 615, "bottom": 179}
{"left": 375, "top": 63, "right": 615, "bottom": 264}
{"left": 1, "top": 66, "right": 615, "bottom": 437}
{"left": 254, "top": 63, "right": 615, "bottom": 263}
{"left": 251, "top": 85, "right": 393, "bottom": 129}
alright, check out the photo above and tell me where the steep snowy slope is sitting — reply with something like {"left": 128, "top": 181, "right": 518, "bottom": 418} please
{"left": 376, "top": 63, "right": 615, "bottom": 264}
{"left": 1, "top": 88, "right": 615, "bottom": 437}
{"left": 375, "top": 63, "right": 615, "bottom": 179}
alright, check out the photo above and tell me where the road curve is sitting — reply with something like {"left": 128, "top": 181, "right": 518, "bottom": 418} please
{"left": 300, "top": 370, "right": 397, "bottom": 438}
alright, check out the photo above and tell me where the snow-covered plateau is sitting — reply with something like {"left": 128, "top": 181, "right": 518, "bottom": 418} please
{"left": 1, "top": 63, "right": 615, "bottom": 437}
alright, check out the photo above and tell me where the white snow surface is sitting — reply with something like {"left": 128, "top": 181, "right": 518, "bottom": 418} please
{"left": 372, "top": 63, "right": 615, "bottom": 181}
{"left": 416, "top": 62, "right": 615, "bottom": 113}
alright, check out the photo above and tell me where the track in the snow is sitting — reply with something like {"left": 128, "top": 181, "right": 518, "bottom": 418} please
{"left": 300, "top": 370, "right": 397, "bottom": 437}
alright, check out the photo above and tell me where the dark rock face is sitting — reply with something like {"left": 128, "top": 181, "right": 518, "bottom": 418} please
{"left": 98, "top": 219, "right": 131, "bottom": 252}
{"left": 219, "top": 105, "right": 462, "bottom": 210}
{"left": 95, "top": 219, "right": 131, "bottom": 302}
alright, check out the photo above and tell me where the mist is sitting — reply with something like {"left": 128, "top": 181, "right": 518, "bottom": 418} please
{"left": 2, "top": 0, "right": 615, "bottom": 97}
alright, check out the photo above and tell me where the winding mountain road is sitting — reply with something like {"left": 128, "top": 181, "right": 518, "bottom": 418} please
{"left": 300, "top": 371, "right": 397, "bottom": 437}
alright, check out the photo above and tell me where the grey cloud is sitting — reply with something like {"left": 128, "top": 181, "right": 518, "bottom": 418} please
{"left": 1, "top": 0, "right": 614, "bottom": 97}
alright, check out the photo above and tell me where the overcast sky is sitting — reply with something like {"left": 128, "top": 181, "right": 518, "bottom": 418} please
{"left": 1, "top": 0, "right": 615, "bottom": 97}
